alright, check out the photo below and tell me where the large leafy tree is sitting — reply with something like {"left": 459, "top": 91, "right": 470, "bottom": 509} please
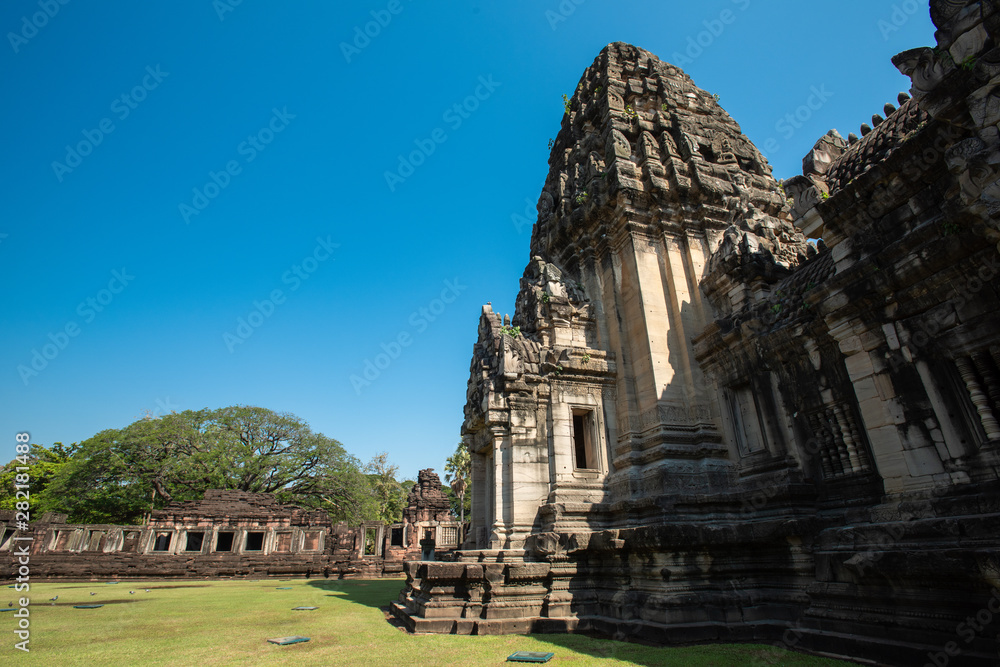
{"left": 0, "top": 442, "right": 77, "bottom": 515}
{"left": 44, "top": 406, "right": 376, "bottom": 525}
{"left": 364, "top": 452, "right": 407, "bottom": 523}
{"left": 444, "top": 443, "right": 471, "bottom": 525}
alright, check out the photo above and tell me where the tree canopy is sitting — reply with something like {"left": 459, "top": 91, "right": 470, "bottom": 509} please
{"left": 6, "top": 406, "right": 399, "bottom": 525}
{"left": 0, "top": 442, "right": 76, "bottom": 515}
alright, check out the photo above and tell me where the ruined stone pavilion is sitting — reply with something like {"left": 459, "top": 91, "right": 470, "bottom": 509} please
{"left": 393, "top": 3, "right": 1000, "bottom": 665}
{"left": 1, "top": 470, "right": 460, "bottom": 579}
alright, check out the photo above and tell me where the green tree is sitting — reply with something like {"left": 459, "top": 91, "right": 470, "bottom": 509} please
{"left": 363, "top": 452, "right": 406, "bottom": 523}
{"left": 0, "top": 442, "right": 77, "bottom": 515}
{"left": 444, "top": 443, "right": 471, "bottom": 525}
{"left": 44, "top": 406, "right": 372, "bottom": 524}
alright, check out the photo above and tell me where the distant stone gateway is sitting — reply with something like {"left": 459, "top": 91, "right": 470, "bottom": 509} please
{"left": 392, "top": 5, "right": 1000, "bottom": 666}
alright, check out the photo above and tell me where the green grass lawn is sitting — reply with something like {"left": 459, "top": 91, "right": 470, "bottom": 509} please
{"left": 1, "top": 579, "right": 856, "bottom": 666}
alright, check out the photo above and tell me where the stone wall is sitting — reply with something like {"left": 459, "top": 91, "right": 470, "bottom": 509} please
{"left": 392, "top": 5, "right": 1000, "bottom": 665}
{"left": 2, "top": 484, "right": 462, "bottom": 581}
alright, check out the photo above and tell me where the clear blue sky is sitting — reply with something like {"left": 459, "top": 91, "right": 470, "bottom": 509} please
{"left": 0, "top": 1, "right": 934, "bottom": 481}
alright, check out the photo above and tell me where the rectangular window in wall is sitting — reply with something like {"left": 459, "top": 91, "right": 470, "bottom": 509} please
{"left": 153, "top": 532, "right": 172, "bottom": 552}
{"left": 274, "top": 532, "right": 292, "bottom": 553}
{"left": 245, "top": 532, "right": 264, "bottom": 551}
{"left": 0, "top": 528, "right": 15, "bottom": 551}
{"left": 947, "top": 353, "right": 1000, "bottom": 448}
{"left": 303, "top": 531, "right": 320, "bottom": 551}
{"left": 725, "top": 385, "right": 767, "bottom": 456}
{"left": 390, "top": 526, "right": 404, "bottom": 547}
{"left": 53, "top": 531, "right": 71, "bottom": 551}
{"left": 86, "top": 530, "right": 105, "bottom": 551}
{"left": 571, "top": 409, "right": 597, "bottom": 470}
{"left": 185, "top": 532, "right": 204, "bottom": 552}
{"left": 215, "top": 531, "right": 234, "bottom": 552}
{"left": 121, "top": 531, "right": 140, "bottom": 553}
{"left": 440, "top": 526, "right": 458, "bottom": 546}
{"left": 364, "top": 528, "right": 378, "bottom": 556}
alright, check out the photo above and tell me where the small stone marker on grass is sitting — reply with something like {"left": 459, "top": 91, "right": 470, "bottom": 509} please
{"left": 275, "top": 587, "right": 293, "bottom": 590}
{"left": 507, "top": 652, "right": 554, "bottom": 663}
{"left": 291, "top": 606, "right": 318, "bottom": 611}
{"left": 73, "top": 605, "right": 104, "bottom": 609}
{"left": 267, "top": 636, "right": 310, "bottom": 645}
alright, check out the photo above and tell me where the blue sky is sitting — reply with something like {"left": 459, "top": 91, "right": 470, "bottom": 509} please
{"left": 0, "top": 1, "right": 934, "bottom": 480}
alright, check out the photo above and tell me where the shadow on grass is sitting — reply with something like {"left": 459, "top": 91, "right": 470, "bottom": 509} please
{"left": 528, "top": 632, "right": 850, "bottom": 667}
{"left": 304, "top": 578, "right": 406, "bottom": 611}
{"left": 53, "top": 583, "right": 211, "bottom": 590}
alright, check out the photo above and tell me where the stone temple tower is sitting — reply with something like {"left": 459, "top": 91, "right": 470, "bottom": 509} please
{"left": 396, "top": 14, "right": 1000, "bottom": 664}
{"left": 461, "top": 43, "right": 812, "bottom": 550}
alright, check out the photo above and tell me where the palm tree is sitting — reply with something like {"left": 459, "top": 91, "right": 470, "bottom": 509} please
{"left": 444, "top": 444, "right": 471, "bottom": 532}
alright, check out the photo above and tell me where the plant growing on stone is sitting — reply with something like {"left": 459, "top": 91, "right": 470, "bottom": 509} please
{"left": 500, "top": 324, "right": 521, "bottom": 338}
{"left": 563, "top": 94, "right": 572, "bottom": 115}
{"left": 624, "top": 104, "right": 637, "bottom": 118}
{"left": 541, "top": 292, "right": 550, "bottom": 303}
{"left": 576, "top": 191, "right": 590, "bottom": 205}
{"left": 582, "top": 353, "right": 591, "bottom": 363}
{"left": 941, "top": 221, "right": 962, "bottom": 236}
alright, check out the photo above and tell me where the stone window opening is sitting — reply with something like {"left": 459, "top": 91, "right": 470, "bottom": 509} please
{"left": 184, "top": 531, "right": 204, "bottom": 552}
{"left": 951, "top": 351, "right": 1000, "bottom": 445}
{"left": 122, "top": 531, "right": 140, "bottom": 553}
{"left": 152, "top": 532, "right": 172, "bottom": 552}
{"left": 440, "top": 526, "right": 458, "bottom": 546}
{"left": 364, "top": 528, "right": 378, "bottom": 556}
{"left": 725, "top": 385, "right": 768, "bottom": 457}
{"left": 215, "top": 531, "right": 235, "bottom": 552}
{"left": 302, "top": 531, "right": 320, "bottom": 551}
{"left": 274, "top": 532, "right": 292, "bottom": 553}
{"left": 52, "top": 530, "right": 72, "bottom": 551}
{"left": 390, "top": 526, "right": 404, "bottom": 547}
{"left": 0, "top": 528, "right": 15, "bottom": 551}
{"left": 807, "top": 404, "right": 871, "bottom": 479}
{"left": 571, "top": 408, "right": 598, "bottom": 470}
{"left": 245, "top": 531, "right": 264, "bottom": 551}
{"left": 86, "top": 530, "right": 106, "bottom": 551}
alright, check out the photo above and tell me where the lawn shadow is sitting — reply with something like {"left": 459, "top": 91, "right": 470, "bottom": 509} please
{"left": 52, "top": 583, "right": 211, "bottom": 590}
{"left": 304, "top": 578, "right": 406, "bottom": 612}
{"left": 31, "top": 599, "right": 148, "bottom": 607}
{"left": 527, "top": 632, "right": 850, "bottom": 667}
{"left": 521, "top": 631, "right": 674, "bottom": 667}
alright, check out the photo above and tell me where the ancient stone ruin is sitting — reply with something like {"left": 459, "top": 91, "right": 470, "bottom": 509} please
{"left": 2, "top": 471, "right": 460, "bottom": 579}
{"left": 393, "top": 4, "right": 1000, "bottom": 665}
